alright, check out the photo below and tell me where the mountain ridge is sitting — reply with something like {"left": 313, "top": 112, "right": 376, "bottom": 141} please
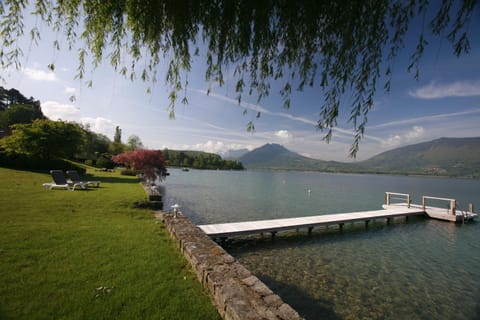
{"left": 235, "top": 138, "right": 480, "bottom": 177}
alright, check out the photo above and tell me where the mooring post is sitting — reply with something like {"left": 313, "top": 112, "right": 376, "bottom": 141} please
{"left": 365, "top": 220, "right": 370, "bottom": 228}
{"left": 387, "top": 217, "right": 391, "bottom": 225}
{"left": 339, "top": 223, "right": 344, "bottom": 232}
{"left": 308, "top": 227, "right": 313, "bottom": 235}
{"left": 271, "top": 231, "right": 277, "bottom": 240}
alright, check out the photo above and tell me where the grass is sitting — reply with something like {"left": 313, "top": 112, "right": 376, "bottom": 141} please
{"left": 0, "top": 167, "right": 220, "bottom": 320}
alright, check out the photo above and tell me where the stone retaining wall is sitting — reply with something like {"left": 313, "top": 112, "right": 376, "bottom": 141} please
{"left": 156, "top": 211, "right": 303, "bottom": 320}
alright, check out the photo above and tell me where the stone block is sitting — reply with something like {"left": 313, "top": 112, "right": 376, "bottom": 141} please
{"left": 277, "top": 303, "right": 303, "bottom": 320}
{"left": 252, "top": 280, "right": 274, "bottom": 297}
{"left": 241, "top": 275, "right": 259, "bottom": 287}
{"left": 263, "top": 294, "right": 284, "bottom": 308}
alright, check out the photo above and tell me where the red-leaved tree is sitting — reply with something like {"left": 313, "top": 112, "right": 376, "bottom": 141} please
{"left": 112, "top": 149, "right": 167, "bottom": 181}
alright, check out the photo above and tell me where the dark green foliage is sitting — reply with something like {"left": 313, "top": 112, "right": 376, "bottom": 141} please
{"left": 1, "top": 119, "right": 84, "bottom": 160}
{"left": 120, "top": 169, "right": 139, "bottom": 176}
{"left": 114, "top": 125, "right": 122, "bottom": 143}
{"left": 0, "top": 86, "right": 41, "bottom": 110}
{"left": 0, "top": 86, "right": 45, "bottom": 129}
{"left": 163, "top": 149, "right": 244, "bottom": 170}
{"left": 0, "top": 1, "right": 476, "bottom": 157}
{"left": 96, "top": 154, "right": 116, "bottom": 169}
{"left": 78, "top": 124, "right": 111, "bottom": 160}
{"left": 0, "top": 104, "right": 45, "bottom": 128}
{"left": 0, "top": 150, "right": 85, "bottom": 173}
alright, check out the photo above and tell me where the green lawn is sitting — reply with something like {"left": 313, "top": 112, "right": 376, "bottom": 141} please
{"left": 0, "top": 167, "right": 220, "bottom": 320}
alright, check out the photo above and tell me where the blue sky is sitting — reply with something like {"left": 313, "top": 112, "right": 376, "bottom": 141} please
{"left": 2, "top": 7, "right": 480, "bottom": 162}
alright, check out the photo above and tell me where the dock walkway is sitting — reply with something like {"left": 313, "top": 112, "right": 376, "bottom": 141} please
{"left": 198, "top": 192, "right": 477, "bottom": 239}
{"left": 198, "top": 207, "right": 424, "bottom": 238}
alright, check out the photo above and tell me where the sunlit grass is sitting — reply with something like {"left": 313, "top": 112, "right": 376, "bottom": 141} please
{"left": 0, "top": 167, "right": 220, "bottom": 320}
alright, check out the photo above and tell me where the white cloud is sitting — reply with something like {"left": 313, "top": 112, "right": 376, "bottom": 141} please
{"left": 161, "top": 140, "right": 255, "bottom": 155}
{"left": 383, "top": 126, "right": 425, "bottom": 147}
{"left": 41, "top": 100, "right": 80, "bottom": 121}
{"left": 22, "top": 67, "right": 57, "bottom": 81}
{"left": 65, "top": 86, "right": 76, "bottom": 94}
{"left": 275, "top": 129, "right": 292, "bottom": 139}
{"left": 80, "top": 117, "right": 116, "bottom": 137}
{"left": 409, "top": 80, "right": 480, "bottom": 99}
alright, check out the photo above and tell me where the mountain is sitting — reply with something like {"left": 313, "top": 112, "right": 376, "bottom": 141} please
{"left": 238, "top": 143, "right": 349, "bottom": 171}
{"left": 357, "top": 137, "right": 480, "bottom": 177}
{"left": 238, "top": 138, "right": 480, "bottom": 177}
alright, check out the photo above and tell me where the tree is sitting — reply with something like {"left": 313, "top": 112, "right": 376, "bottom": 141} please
{"left": 112, "top": 149, "right": 167, "bottom": 181}
{"left": 127, "top": 134, "right": 144, "bottom": 150}
{"left": 0, "top": 1, "right": 477, "bottom": 156}
{"left": 0, "top": 86, "right": 41, "bottom": 110}
{"left": 113, "top": 126, "right": 122, "bottom": 144}
{"left": 0, "top": 104, "right": 45, "bottom": 128}
{"left": 77, "top": 123, "right": 111, "bottom": 160}
{"left": 0, "top": 119, "right": 85, "bottom": 160}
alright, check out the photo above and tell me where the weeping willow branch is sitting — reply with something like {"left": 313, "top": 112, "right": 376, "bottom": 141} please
{"left": 0, "top": 0, "right": 477, "bottom": 157}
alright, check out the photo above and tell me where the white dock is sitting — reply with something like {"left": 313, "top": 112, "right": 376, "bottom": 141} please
{"left": 198, "top": 192, "right": 477, "bottom": 239}
{"left": 199, "top": 207, "right": 425, "bottom": 238}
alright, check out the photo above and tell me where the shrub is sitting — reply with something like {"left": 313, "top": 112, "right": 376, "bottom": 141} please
{"left": 0, "top": 150, "right": 85, "bottom": 173}
{"left": 96, "top": 155, "right": 116, "bottom": 169}
{"left": 120, "top": 169, "right": 138, "bottom": 176}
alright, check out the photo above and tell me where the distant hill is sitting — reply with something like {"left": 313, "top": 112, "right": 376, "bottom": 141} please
{"left": 357, "top": 137, "right": 480, "bottom": 177}
{"left": 237, "top": 138, "right": 480, "bottom": 177}
{"left": 238, "top": 143, "right": 349, "bottom": 171}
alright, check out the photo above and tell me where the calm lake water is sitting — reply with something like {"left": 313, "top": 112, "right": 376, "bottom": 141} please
{"left": 163, "top": 169, "right": 480, "bottom": 320}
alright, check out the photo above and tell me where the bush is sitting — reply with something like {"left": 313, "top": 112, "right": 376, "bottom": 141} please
{"left": 96, "top": 155, "right": 115, "bottom": 169}
{"left": 120, "top": 169, "right": 139, "bottom": 176}
{"left": 0, "top": 150, "right": 86, "bottom": 173}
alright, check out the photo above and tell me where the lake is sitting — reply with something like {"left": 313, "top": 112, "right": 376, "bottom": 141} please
{"left": 163, "top": 169, "right": 480, "bottom": 320}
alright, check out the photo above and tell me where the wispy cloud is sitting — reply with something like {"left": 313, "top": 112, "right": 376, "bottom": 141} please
{"left": 22, "top": 67, "right": 57, "bottom": 81}
{"left": 370, "top": 108, "right": 480, "bottom": 129}
{"left": 409, "top": 80, "right": 480, "bottom": 99}
{"left": 192, "top": 88, "right": 385, "bottom": 143}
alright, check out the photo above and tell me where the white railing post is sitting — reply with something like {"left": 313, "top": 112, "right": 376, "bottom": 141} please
{"left": 451, "top": 200, "right": 456, "bottom": 216}
{"left": 407, "top": 194, "right": 411, "bottom": 208}
{"left": 422, "top": 196, "right": 426, "bottom": 211}
{"left": 386, "top": 192, "right": 390, "bottom": 206}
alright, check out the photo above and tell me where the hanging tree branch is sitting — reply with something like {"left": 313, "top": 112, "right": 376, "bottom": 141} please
{"left": 0, "top": 0, "right": 477, "bottom": 157}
